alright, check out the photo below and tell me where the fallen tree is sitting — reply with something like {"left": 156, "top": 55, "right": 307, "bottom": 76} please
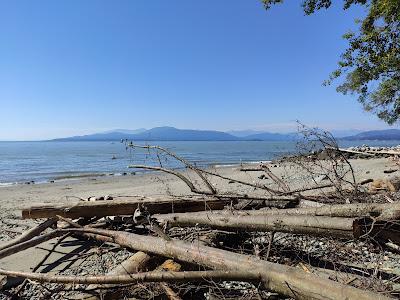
{"left": 62, "top": 227, "right": 388, "bottom": 300}
{"left": 0, "top": 225, "right": 387, "bottom": 299}
{"left": 157, "top": 214, "right": 365, "bottom": 239}
{"left": 156, "top": 202, "right": 400, "bottom": 221}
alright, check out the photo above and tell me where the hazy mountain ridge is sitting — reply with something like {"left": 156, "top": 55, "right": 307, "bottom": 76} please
{"left": 51, "top": 127, "right": 296, "bottom": 141}
{"left": 52, "top": 127, "right": 242, "bottom": 141}
{"left": 341, "top": 129, "right": 400, "bottom": 141}
{"left": 51, "top": 127, "right": 400, "bottom": 142}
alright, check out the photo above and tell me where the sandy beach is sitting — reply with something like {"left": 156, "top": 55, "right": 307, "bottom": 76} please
{"left": 0, "top": 156, "right": 399, "bottom": 298}
{"left": 1, "top": 156, "right": 397, "bottom": 229}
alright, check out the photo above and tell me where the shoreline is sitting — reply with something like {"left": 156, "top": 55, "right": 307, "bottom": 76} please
{"left": 2, "top": 140, "right": 400, "bottom": 188}
{"left": 0, "top": 156, "right": 396, "bottom": 207}
{"left": 0, "top": 160, "right": 272, "bottom": 187}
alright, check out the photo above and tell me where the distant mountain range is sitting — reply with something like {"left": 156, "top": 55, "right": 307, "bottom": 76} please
{"left": 341, "top": 129, "right": 400, "bottom": 141}
{"left": 51, "top": 126, "right": 298, "bottom": 141}
{"left": 50, "top": 127, "right": 400, "bottom": 142}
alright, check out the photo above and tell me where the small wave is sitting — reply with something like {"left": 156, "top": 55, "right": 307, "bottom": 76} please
{"left": 212, "top": 160, "right": 271, "bottom": 168}
{"left": 0, "top": 182, "right": 17, "bottom": 187}
{"left": 53, "top": 173, "right": 107, "bottom": 180}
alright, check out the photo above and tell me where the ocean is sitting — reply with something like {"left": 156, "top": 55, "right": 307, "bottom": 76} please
{"left": 1, "top": 140, "right": 399, "bottom": 185}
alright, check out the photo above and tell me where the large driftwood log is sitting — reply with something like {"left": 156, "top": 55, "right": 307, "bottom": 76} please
{"left": 0, "top": 227, "right": 389, "bottom": 299}
{"left": 22, "top": 195, "right": 296, "bottom": 220}
{"left": 64, "top": 228, "right": 386, "bottom": 300}
{"left": 21, "top": 196, "right": 233, "bottom": 219}
{"left": 158, "top": 214, "right": 363, "bottom": 239}
{"left": 157, "top": 202, "right": 400, "bottom": 220}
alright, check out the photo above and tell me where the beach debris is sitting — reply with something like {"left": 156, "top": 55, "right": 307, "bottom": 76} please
{"left": 360, "top": 178, "right": 374, "bottom": 185}
{"left": 329, "top": 145, "right": 400, "bottom": 159}
{"left": 3, "top": 135, "right": 400, "bottom": 299}
{"left": 239, "top": 165, "right": 265, "bottom": 172}
{"left": 369, "top": 179, "right": 397, "bottom": 192}
{"left": 21, "top": 196, "right": 243, "bottom": 219}
{"left": 369, "top": 177, "right": 400, "bottom": 193}
{"left": 0, "top": 225, "right": 391, "bottom": 300}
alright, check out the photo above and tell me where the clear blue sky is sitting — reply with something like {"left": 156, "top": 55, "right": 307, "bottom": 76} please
{"left": 0, "top": 0, "right": 396, "bottom": 140}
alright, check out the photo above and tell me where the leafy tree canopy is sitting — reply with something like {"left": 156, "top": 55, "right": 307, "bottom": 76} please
{"left": 263, "top": 0, "right": 400, "bottom": 124}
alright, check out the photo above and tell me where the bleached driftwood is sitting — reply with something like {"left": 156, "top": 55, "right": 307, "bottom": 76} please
{"left": 64, "top": 227, "right": 386, "bottom": 300}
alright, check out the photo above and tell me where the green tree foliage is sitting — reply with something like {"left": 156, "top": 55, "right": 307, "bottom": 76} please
{"left": 263, "top": 0, "right": 400, "bottom": 124}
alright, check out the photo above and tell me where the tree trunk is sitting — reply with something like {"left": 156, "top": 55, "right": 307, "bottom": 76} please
{"left": 156, "top": 202, "right": 400, "bottom": 220}
{"left": 65, "top": 228, "right": 387, "bottom": 300}
{"left": 22, "top": 195, "right": 295, "bottom": 220}
{"left": 21, "top": 196, "right": 234, "bottom": 219}
{"left": 157, "top": 213, "right": 363, "bottom": 239}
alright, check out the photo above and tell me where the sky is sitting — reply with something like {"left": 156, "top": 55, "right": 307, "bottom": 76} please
{"left": 0, "top": 0, "right": 397, "bottom": 141}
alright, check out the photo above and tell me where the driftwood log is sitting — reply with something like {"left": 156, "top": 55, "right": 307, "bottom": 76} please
{"left": 21, "top": 195, "right": 297, "bottom": 220}
{"left": 0, "top": 226, "right": 386, "bottom": 299}
{"left": 21, "top": 196, "right": 233, "bottom": 219}
{"left": 157, "top": 214, "right": 365, "bottom": 239}
{"left": 80, "top": 251, "right": 151, "bottom": 300}
{"left": 0, "top": 269, "right": 261, "bottom": 285}
{"left": 156, "top": 202, "right": 400, "bottom": 220}
{"left": 63, "top": 227, "right": 387, "bottom": 300}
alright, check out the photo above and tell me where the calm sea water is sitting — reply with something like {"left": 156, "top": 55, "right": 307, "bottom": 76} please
{"left": 1, "top": 140, "right": 400, "bottom": 184}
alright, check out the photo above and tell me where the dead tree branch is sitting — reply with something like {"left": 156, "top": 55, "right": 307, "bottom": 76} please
{"left": 128, "top": 165, "right": 214, "bottom": 195}
{"left": 65, "top": 227, "right": 387, "bottom": 300}
{"left": 126, "top": 144, "right": 217, "bottom": 194}
{"left": 0, "top": 269, "right": 261, "bottom": 285}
